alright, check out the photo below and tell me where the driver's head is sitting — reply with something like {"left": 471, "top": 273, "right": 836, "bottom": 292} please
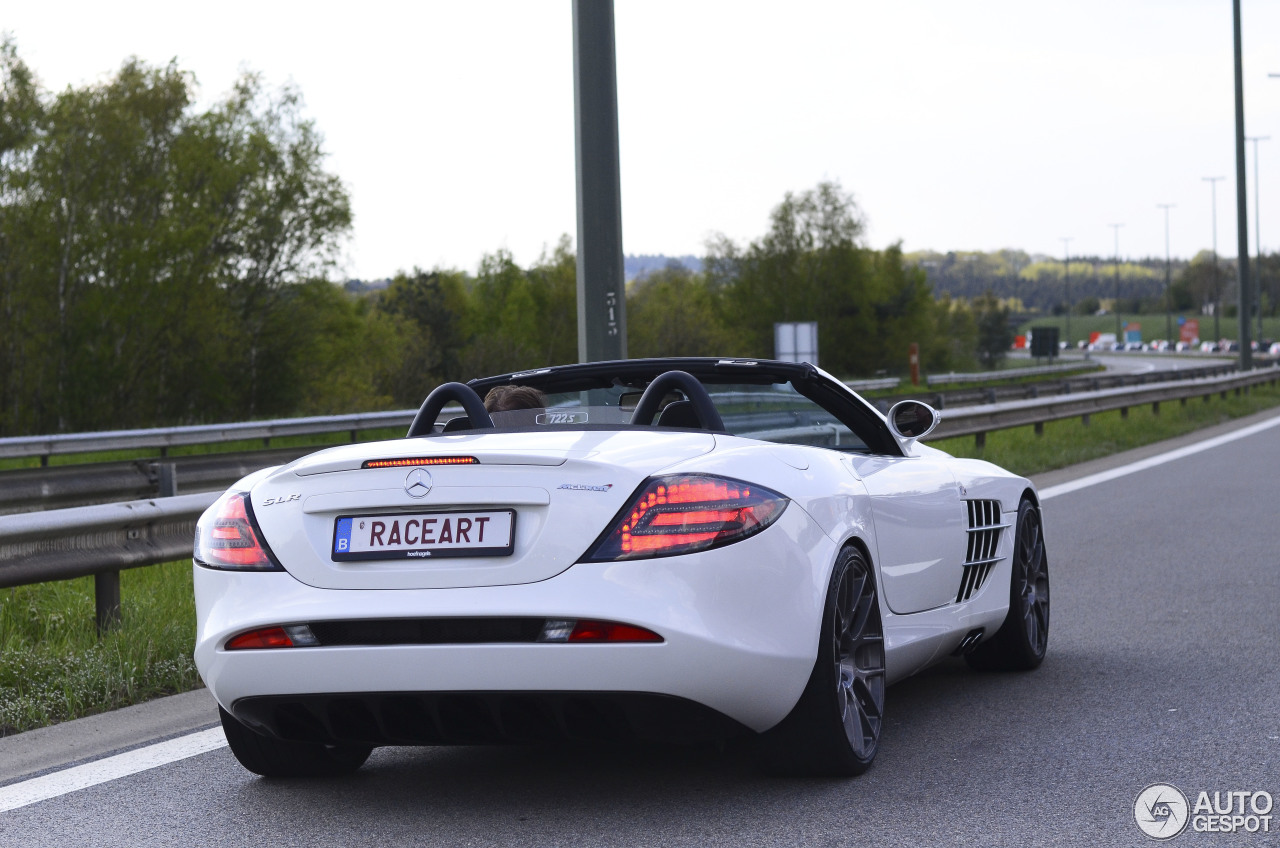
{"left": 484, "top": 385, "right": 547, "bottom": 413}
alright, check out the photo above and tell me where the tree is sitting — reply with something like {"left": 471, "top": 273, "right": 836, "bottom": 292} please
{"left": 0, "top": 45, "right": 352, "bottom": 434}
{"left": 709, "top": 181, "right": 937, "bottom": 376}
{"left": 1169, "top": 250, "right": 1224, "bottom": 316}
{"left": 459, "top": 240, "right": 577, "bottom": 378}
{"left": 973, "top": 291, "right": 1013, "bottom": 369}
{"left": 376, "top": 268, "right": 470, "bottom": 405}
{"left": 627, "top": 262, "right": 744, "bottom": 358}
{"left": 923, "top": 294, "right": 977, "bottom": 373}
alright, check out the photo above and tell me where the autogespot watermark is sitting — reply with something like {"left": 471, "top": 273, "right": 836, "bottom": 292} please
{"left": 1134, "top": 783, "right": 1275, "bottom": 840}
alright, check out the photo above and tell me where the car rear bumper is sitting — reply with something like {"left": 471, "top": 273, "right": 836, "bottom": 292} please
{"left": 194, "top": 506, "right": 836, "bottom": 735}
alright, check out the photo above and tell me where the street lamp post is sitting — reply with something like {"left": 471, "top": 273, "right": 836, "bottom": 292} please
{"left": 1204, "top": 176, "right": 1225, "bottom": 343}
{"left": 1108, "top": 223, "right": 1124, "bottom": 340}
{"left": 1060, "top": 237, "right": 1073, "bottom": 346}
{"left": 1246, "top": 135, "right": 1268, "bottom": 341}
{"left": 1158, "top": 204, "right": 1175, "bottom": 343}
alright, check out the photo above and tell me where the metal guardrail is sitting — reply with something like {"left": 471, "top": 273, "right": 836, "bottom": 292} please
{"left": 900, "top": 361, "right": 1237, "bottom": 410}
{"left": 0, "top": 492, "right": 218, "bottom": 632}
{"left": 0, "top": 410, "right": 416, "bottom": 463}
{"left": 0, "top": 447, "right": 316, "bottom": 517}
{"left": 0, "top": 382, "right": 903, "bottom": 464}
{"left": 845, "top": 377, "right": 901, "bottom": 392}
{"left": 4, "top": 364, "right": 1278, "bottom": 635}
{"left": 0, "top": 365, "right": 1235, "bottom": 466}
{"left": 925, "top": 360, "right": 1097, "bottom": 386}
{"left": 931, "top": 366, "right": 1280, "bottom": 446}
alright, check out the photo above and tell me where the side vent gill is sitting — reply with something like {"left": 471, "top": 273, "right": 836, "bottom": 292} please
{"left": 957, "top": 499, "right": 1008, "bottom": 602}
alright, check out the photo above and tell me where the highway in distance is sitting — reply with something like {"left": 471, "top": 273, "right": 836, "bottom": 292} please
{"left": 2, "top": 408, "right": 1278, "bottom": 847}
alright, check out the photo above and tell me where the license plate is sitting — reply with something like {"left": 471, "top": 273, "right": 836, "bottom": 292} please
{"left": 332, "top": 510, "right": 515, "bottom": 561}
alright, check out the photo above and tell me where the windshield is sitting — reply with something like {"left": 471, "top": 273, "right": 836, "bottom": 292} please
{"left": 482, "top": 381, "right": 868, "bottom": 452}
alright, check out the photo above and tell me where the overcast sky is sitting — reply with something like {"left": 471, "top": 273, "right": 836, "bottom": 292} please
{"left": 6, "top": 1, "right": 1280, "bottom": 279}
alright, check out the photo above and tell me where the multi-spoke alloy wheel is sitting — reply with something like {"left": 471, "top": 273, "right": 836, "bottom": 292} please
{"left": 833, "top": 552, "right": 886, "bottom": 764}
{"left": 966, "top": 497, "right": 1050, "bottom": 672}
{"left": 762, "top": 546, "right": 885, "bottom": 776}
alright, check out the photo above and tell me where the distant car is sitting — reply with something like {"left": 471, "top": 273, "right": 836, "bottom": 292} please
{"left": 1175, "top": 341, "right": 1191, "bottom": 352}
{"left": 193, "top": 358, "right": 1049, "bottom": 779}
{"left": 1200, "top": 342, "right": 1218, "bottom": 353}
{"left": 1269, "top": 342, "right": 1280, "bottom": 356}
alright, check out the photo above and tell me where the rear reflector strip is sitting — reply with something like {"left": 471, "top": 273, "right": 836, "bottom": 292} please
{"left": 362, "top": 456, "right": 479, "bottom": 469}
{"left": 223, "top": 618, "right": 662, "bottom": 649}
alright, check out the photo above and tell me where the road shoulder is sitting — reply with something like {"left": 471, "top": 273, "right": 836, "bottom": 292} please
{"left": 0, "top": 687, "right": 219, "bottom": 785}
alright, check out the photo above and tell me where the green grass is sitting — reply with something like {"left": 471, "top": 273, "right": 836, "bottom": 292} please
{"left": 0, "top": 560, "right": 201, "bottom": 736}
{"left": 928, "top": 378, "right": 1280, "bottom": 476}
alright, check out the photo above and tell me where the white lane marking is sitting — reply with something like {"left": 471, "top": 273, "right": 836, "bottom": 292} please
{"left": 1039, "top": 413, "right": 1280, "bottom": 500}
{"left": 0, "top": 727, "right": 227, "bottom": 813}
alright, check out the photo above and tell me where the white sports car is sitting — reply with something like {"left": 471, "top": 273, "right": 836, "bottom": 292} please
{"left": 194, "top": 358, "right": 1049, "bottom": 777}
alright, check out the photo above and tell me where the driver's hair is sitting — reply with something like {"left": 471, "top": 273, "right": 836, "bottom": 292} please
{"left": 484, "top": 385, "right": 547, "bottom": 413}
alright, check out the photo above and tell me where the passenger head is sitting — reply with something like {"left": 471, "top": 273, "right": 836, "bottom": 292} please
{"left": 484, "top": 385, "right": 547, "bottom": 413}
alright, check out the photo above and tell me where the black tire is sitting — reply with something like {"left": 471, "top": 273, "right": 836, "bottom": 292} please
{"left": 965, "top": 498, "right": 1049, "bottom": 672}
{"left": 762, "top": 546, "right": 886, "bottom": 777}
{"left": 219, "top": 707, "right": 372, "bottom": 778}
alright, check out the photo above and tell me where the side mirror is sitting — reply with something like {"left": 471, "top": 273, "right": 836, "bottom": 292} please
{"left": 887, "top": 400, "right": 940, "bottom": 442}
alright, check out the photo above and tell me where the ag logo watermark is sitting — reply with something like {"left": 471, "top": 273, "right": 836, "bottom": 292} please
{"left": 1135, "top": 784, "right": 1190, "bottom": 840}
{"left": 1134, "top": 783, "right": 1274, "bottom": 840}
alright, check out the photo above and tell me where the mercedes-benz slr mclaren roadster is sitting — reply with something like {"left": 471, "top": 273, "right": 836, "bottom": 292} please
{"left": 194, "top": 358, "right": 1049, "bottom": 778}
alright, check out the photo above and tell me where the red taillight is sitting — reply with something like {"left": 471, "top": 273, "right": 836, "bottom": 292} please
{"left": 537, "top": 619, "right": 663, "bottom": 643}
{"left": 225, "top": 624, "right": 319, "bottom": 650}
{"left": 226, "top": 627, "right": 293, "bottom": 650}
{"left": 568, "top": 621, "right": 662, "bottom": 643}
{"left": 195, "top": 491, "right": 282, "bottom": 571}
{"left": 583, "top": 475, "right": 788, "bottom": 562}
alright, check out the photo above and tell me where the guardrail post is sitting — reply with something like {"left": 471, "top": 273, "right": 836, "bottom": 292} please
{"left": 1034, "top": 422, "right": 1044, "bottom": 436}
{"left": 95, "top": 571, "right": 121, "bottom": 634}
{"left": 974, "top": 432, "right": 986, "bottom": 449}
{"left": 158, "top": 462, "right": 178, "bottom": 498}
{"left": 1120, "top": 407, "right": 1129, "bottom": 419}
{"left": 1082, "top": 414, "right": 1091, "bottom": 426}
{"left": 1152, "top": 402, "right": 1160, "bottom": 416}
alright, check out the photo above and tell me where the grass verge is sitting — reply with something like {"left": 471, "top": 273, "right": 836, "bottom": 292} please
{"left": 927, "top": 378, "right": 1280, "bottom": 476}
{"left": 0, "top": 560, "right": 200, "bottom": 737}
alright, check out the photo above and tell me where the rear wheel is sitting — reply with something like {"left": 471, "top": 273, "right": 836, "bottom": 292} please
{"left": 762, "top": 545, "right": 885, "bottom": 776}
{"left": 965, "top": 498, "right": 1049, "bottom": 671}
{"left": 219, "top": 707, "right": 372, "bottom": 778}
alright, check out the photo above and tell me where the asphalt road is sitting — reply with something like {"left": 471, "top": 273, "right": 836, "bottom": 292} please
{"left": 2, "top": 408, "right": 1278, "bottom": 847}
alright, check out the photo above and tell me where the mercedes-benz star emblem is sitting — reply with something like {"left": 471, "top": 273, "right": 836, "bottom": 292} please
{"left": 404, "top": 468, "right": 433, "bottom": 498}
